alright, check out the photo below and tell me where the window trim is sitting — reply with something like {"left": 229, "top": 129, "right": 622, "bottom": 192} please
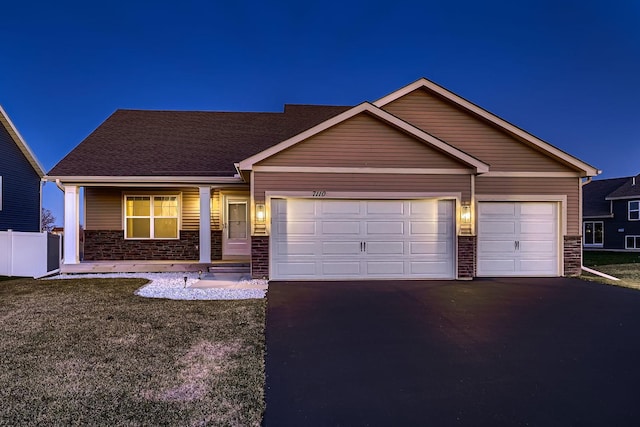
{"left": 629, "top": 200, "right": 640, "bottom": 221}
{"left": 0, "top": 176, "right": 3, "bottom": 211}
{"left": 625, "top": 235, "right": 640, "bottom": 250}
{"left": 124, "top": 194, "right": 181, "bottom": 240}
{"left": 583, "top": 220, "right": 604, "bottom": 247}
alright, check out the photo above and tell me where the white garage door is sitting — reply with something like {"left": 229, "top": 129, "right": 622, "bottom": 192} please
{"left": 477, "top": 202, "right": 559, "bottom": 277}
{"left": 270, "top": 199, "right": 455, "bottom": 280}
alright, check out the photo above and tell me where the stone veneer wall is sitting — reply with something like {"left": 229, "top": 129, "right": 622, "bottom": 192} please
{"left": 563, "top": 235, "right": 582, "bottom": 277}
{"left": 457, "top": 235, "right": 476, "bottom": 279}
{"left": 83, "top": 230, "right": 222, "bottom": 261}
{"left": 251, "top": 236, "right": 269, "bottom": 279}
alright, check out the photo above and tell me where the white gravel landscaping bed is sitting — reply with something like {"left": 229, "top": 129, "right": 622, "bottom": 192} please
{"left": 44, "top": 272, "right": 267, "bottom": 300}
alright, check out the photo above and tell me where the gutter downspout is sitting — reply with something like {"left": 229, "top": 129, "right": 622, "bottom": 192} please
{"left": 579, "top": 176, "right": 618, "bottom": 280}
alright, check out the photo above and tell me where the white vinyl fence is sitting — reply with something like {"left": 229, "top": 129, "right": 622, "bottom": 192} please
{"left": 0, "top": 230, "right": 61, "bottom": 278}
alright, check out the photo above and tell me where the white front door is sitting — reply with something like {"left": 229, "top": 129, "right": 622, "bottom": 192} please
{"left": 270, "top": 198, "right": 455, "bottom": 280}
{"left": 223, "top": 196, "right": 251, "bottom": 258}
{"left": 477, "top": 202, "right": 559, "bottom": 276}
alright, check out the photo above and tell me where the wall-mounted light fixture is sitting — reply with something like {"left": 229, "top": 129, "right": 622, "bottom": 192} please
{"left": 256, "top": 203, "right": 266, "bottom": 223}
{"left": 461, "top": 203, "right": 471, "bottom": 224}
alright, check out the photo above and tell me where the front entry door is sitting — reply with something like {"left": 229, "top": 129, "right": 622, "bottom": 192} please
{"left": 223, "top": 196, "right": 251, "bottom": 258}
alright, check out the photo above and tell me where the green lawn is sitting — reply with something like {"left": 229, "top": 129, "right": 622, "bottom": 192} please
{"left": 0, "top": 278, "right": 265, "bottom": 426}
{"left": 582, "top": 251, "right": 640, "bottom": 290}
{"left": 583, "top": 251, "right": 640, "bottom": 266}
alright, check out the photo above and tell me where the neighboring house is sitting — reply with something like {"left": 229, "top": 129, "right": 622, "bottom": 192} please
{"left": 0, "top": 106, "right": 45, "bottom": 231}
{"left": 0, "top": 106, "right": 60, "bottom": 278}
{"left": 48, "top": 78, "right": 599, "bottom": 279}
{"left": 583, "top": 174, "right": 640, "bottom": 250}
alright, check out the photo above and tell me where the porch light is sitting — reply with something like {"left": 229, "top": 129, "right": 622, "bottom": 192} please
{"left": 256, "top": 203, "right": 266, "bottom": 223}
{"left": 461, "top": 203, "right": 471, "bottom": 224}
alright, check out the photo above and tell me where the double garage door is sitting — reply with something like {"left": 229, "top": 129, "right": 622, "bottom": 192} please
{"left": 477, "top": 202, "right": 559, "bottom": 277}
{"left": 270, "top": 198, "right": 455, "bottom": 280}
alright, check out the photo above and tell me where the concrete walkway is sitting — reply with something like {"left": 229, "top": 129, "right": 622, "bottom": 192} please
{"left": 264, "top": 278, "right": 640, "bottom": 426}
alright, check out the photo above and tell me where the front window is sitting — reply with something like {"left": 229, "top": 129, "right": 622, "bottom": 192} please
{"left": 626, "top": 236, "right": 640, "bottom": 250}
{"left": 630, "top": 201, "right": 640, "bottom": 221}
{"left": 125, "top": 195, "right": 179, "bottom": 239}
{"left": 583, "top": 221, "right": 604, "bottom": 246}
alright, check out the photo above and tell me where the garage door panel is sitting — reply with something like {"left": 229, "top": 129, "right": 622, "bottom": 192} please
{"left": 367, "top": 201, "right": 405, "bottom": 215}
{"left": 271, "top": 198, "right": 454, "bottom": 280}
{"left": 321, "top": 201, "right": 362, "bottom": 215}
{"left": 276, "top": 241, "right": 317, "bottom": 256}
{"left": 366, "top": 261, "right": 405, "bottom": 275}
{"left": 411, "top": 241, "right": 449, "bottom": 255}
{"left": 479, "top": 202, "right": 516, "bottom": 216}
{"left": 275, "top": 262, "right": 318, "bottom": 276}
{"left": 366, "top": 221, "right": 404, "bottom": 234}
{"left": 479, "top": 221, "right": 517, "bottom": 235}
{"left": 519, "top": 222, "right": 556, "bottom": 235}
{"left": 410, "top": 221, "right": 449, "bottom": 235}
{"left": 479, "top": 240, "right": 516, "bottom": 253}
{"left": 366, "top": 241, "right": 405, "bottom": 255}
{"left": 411, "top": 261, "right": 456, "bottom": 275}
{"left": 520, "top": 203, "right": 555, "bottom": 216}
{"left": 517, "top": 260, "right": 557, "bottom": 273}
{"left": 478, "top": 202, "right": 558, "bottom": 277}
{"left": 322, "top": 261, "right": 362, "bottom": 275}
{"left": 519, "top": 241, "right": 556, "bottom": 253}
{"left": 322, "top": 221, "right": 361, "bottom": 234}
{"left": 276, "top": 221, "right": 316, "bottom": 235}
{"left": 321, "top": 241, "right": 362, "bottom": 255}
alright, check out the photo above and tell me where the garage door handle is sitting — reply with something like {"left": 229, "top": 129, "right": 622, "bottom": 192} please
{"left": 364, "top": 241, "right": 367, "bottom": 252}
{"left": 515, "top": 240, "right": 520, "bottom": 250}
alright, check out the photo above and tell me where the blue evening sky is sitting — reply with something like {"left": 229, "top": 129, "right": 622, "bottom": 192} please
{"left": 1, "top": 0, "right": 638, "bottom": 225}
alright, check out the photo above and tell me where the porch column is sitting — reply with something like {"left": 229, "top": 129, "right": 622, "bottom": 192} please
{"left": 63, "top": 185, "right": 79, "bottom": 264}
{"left": 198, "top": 186, "right": 211, "bottom": 263}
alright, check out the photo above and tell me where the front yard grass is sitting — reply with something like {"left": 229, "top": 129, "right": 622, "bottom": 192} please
{"left": 582, "top": 251, "right": 640, "bottom": 290}
{"left": 0, "top": 278, "right": 265, "bottom": 426}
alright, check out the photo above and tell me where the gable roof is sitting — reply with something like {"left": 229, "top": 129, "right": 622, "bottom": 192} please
{"left": 374, "top": 78, "right": 600, "bottom": 177}
{"left": 238, "top": 102, "right": 490, "bottom": 173}
{"left": 0, "top": 105, "right": 45, "bottom": 177}
{"left": 48, "top": 105, "right": 351, "bottom": 179}
{"left": 583, "top": 177, "right": 629, "bottom": 217}
{"left": 605, "top": 174, "right": 640, "bottom": 200}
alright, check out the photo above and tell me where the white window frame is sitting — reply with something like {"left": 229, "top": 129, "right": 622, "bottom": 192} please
{"left": 629, "top": 201, "right": 640, "bottom": 221}
{"left": 124, "top": 194, "right": 181, "bottom": 240}
{"left": 583, "top": 221, "right": 604, "bottom": 247}
{"left": 625, "top": 235, "right": 640, "bottom": 250}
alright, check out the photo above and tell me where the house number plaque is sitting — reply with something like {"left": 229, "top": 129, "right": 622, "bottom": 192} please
{"left": 312, "top": 191, "right": 327, "bottom": 197}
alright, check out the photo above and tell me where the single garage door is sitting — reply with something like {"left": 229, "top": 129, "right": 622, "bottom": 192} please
{"left": 271, "top": 198, "right": 455, "bottom": 280}
{"left": 477, "top": 202, "right": 559, "bottom": 276}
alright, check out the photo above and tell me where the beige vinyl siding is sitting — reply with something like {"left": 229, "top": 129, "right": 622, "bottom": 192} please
{"left": 258, "top": 113, "right": 465, "bottom": 169}
{"left": 85, "top": 187, "right": 224, "bottom": 231}
{"left": 85, "top": 187, "right": 122, "bottom": 230}
{"left": 254, "top": 172, "right": 471, "bottom": 202}
{"left": 476, "top": 176, "right": 581, "bottom": 233}
{"left": 383, "top": 89, "right": 575, "bottom": 173}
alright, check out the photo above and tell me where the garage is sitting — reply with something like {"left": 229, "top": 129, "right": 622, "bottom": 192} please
{"left": 270, "top": 198, "right": 455, "bottom": 280}
{"left": 477, "top": 202, "right": 559, "bottom": 276}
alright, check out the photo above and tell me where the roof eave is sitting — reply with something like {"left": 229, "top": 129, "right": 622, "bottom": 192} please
{"left": 0, "top": 105, "right": 46, "bottom": 177}
{"left": 44, "top": 175, "right": 247, "bottom": 187}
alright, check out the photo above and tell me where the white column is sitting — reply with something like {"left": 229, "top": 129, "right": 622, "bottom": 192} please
{"left": 63, "top": 185, "right": 79, "bottom": 264}
{"left": 199, "top": 186, "right": 211, "bottom": 263}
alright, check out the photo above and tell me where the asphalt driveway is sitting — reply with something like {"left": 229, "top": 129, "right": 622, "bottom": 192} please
{"left": 263, "top": 278, "right": 640, "bottom": 426}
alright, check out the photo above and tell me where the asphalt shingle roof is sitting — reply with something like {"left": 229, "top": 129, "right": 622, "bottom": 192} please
{"left": 49, "top": 105, "right": 351, "bottom": 177}
{"left": 583, "top": 175, "right": 640, "bottom": 217}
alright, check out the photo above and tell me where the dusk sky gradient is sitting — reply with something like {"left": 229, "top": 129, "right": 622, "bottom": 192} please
{"left": 1, "top": 0, "right": 639, "bottom": 225}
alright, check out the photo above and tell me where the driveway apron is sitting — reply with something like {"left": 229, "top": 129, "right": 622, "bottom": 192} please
{"left": 263, "top": 278, "right": 640, "bottom": 426}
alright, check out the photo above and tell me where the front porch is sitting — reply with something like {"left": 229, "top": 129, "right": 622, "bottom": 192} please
{"left": 60, "top": 259, "right": 249, "bottom": 274}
